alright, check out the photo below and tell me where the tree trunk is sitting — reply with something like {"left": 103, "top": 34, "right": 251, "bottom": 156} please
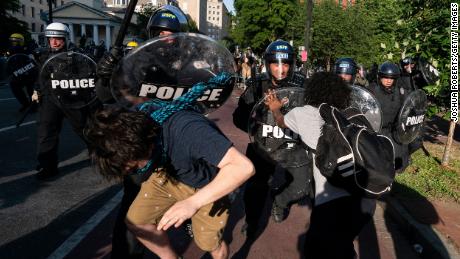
{"left": 441, "top": 120, "right": 457, "bottom": 166}
{"left": 303, "top": 0, "right": 313, "bottom": 76}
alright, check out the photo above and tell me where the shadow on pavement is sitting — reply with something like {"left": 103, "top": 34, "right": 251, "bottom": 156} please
{"left": 384, "top": 182, "right": 450, "bottom": 258}
{"left": 423, "top": 116, "right": 460, "bottom": 143}
{"left": 0, "top": 159, "right": 91, "bottom": 209}
{"left": 0, "top": 184, "right": 121, "bottom": 259}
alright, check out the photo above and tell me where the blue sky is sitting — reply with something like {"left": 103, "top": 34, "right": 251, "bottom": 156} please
{"left": 223, "top": 0, "right": 235, "bottom": 14}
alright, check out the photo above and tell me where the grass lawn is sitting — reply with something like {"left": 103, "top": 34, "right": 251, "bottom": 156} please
{"left": 392, "top": 141, "right": 460, "bottom": 203}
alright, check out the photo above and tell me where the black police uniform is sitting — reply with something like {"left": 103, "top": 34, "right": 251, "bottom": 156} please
{"left": 369, "top": 81, "right": 410, "bottom": 171}
{"left": 35, "top": 47, "right": 98, "bottom": 178}
{"left": 233, "top": 72, "right": 311, "bottom": 231}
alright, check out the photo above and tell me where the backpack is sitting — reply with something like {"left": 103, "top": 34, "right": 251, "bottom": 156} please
{"left": 313, "top": 103, "right": 395, "bottom": 198}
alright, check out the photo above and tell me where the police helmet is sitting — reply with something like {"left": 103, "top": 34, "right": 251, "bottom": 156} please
{"left": 334, "top": 57, "right": 357, "bottom": 76}
{"left": 9, "top": 33, "right": 25, "bottom": 46}
{"left": 264, "top": 39, "right": 295, "bottom": 82}
{"left": 147, "top": 10, "right": 183, "bottom": 38}
{"left": 400, "top": 57, "right": 414, "bottom": 67}
{"left": 124, "top": 41, "right": 138, "bottom": 54}
{"left": 378, "top": 61, "right": 400, "bottom": 79}
{"left": 45, "top": 22, "right": 70, "bottom": 39}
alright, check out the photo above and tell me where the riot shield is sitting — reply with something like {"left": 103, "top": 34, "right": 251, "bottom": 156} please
{"left": 6, "top": 53, "right": 39, "bottom": 84}
{"left": 111, "top": 33, "right": 236, "bottom": 113}
{"left": 393, "top": 89, "right": 427, "bottom": 144}
{"left": 248, "top": 87, "right": 309, "bottom": 167}
{"left": 349, "top": 85, "right": 382, "bottom": 132}
{"left": 413, "top": 57, "right": 440, "bottom": 87}
{"left": 39, "top": 51, "right": 97, "bottom": 109}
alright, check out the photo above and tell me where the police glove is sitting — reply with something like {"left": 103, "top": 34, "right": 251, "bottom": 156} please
{"left": 96, "top": 46, "right": 123, "bottom": 79}
{"left": 31, "top": 90, "right": 40, "bottom": 103}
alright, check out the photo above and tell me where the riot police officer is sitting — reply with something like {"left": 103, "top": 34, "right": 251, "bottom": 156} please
{"left": 233, "top": 40, "right": 309, "bottom": 236}
{"left": 369, "top": 61, "right": 410, "bottom": 172}
{"left": 124, "top": 41, "right": 138, "bottom": 55}
{"left": 32, "top": 23, "right": 96, "bottom": 180}
{"left": 398, "top": 56, "right": 417, "bottom": 92}
{"left": 334, "top": 57, "right": 357, "bottom": 85}
{"left": 96, "top": 8, "right": 186, "bottom": 103}
{"left": 6, "top": 33, "right": 36, "bottom": 111}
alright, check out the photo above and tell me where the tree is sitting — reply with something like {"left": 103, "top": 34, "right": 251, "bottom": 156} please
{"left": 231, "top": 0, "right": 300, "bottom": 54}
{"left": 0, "top": 0, "right": 30, "bottom": 53}
{"left": 310, "top": 0, "right": 378, "bottom": 70}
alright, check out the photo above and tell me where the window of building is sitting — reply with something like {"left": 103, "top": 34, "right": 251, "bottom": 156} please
{"left": 217, "top": 12, "right": 219, "bottom": 15}
{"left": 32, "top": 23, "right": 36, "bottom": 32}
{"left": 61, "top": 0, "right": 64, "bottom": 5}
{"left": 31, "top": 7, "right": 35, "bottom": 17}
{"left": 217, "top": 17, "right": 219, "bottom": 21}
{"left": 22, "top": 5, "right": 25, "bottom": 15}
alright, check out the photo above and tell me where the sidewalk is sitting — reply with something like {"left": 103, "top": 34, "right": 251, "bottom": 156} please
{"left": 381, "top": 116, "right": 460, "bottom": 259}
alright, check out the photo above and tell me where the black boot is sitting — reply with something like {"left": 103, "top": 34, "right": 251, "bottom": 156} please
{"left": 271, "top": 201, "right": 289, "bottom": 223}
{"left": 36, "top": 167, "right": 59, "bottom": 180}
{"left": 241, "top": 222, "right": 257, "bottom": 240}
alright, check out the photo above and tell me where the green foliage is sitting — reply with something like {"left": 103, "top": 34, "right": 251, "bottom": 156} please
{"left": 231, "top": 0, "right": 301, "bottom": 53}
{"left": 394, "top": 150, "right": 460, "bottom": 203}
{"left": 310, "top": 0, "right": 381, "bottom": 69}
{"left": 0, "top": 0, "right": 30, "bottom": 53}
{"left": 135, "top": 3, "right": 157, "bottom": 40}
{"left": 391, "top": 0, "right": 450, "bottom": 110}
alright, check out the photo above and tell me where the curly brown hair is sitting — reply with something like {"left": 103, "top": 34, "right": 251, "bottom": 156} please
{"left": 83, "top": 105, "right": 159, "bottom": 180}
{"left": 304, "top": 72, "right": 351, "bottom": 109}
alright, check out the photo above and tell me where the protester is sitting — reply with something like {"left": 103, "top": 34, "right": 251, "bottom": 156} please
{"left": 264, "top": 72, "right": 379, "bottom": 259}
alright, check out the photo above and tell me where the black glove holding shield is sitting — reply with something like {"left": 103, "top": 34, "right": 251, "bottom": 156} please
{"left": 95, "top": 46, "right": 123, "bottom": 103}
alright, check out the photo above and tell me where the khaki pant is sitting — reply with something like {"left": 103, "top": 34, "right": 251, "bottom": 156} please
{"left": 126, "top": 171, "right": 230, "bottom": 251}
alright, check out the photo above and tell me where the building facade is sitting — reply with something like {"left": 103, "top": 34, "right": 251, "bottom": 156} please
{"left": 9, "top": 0, "right": 68, "bottom": 43}
{"left": 104, "top": 0, "right": 231, "bottom": 40}
{"left": 51, "top": 1, "right": 123, "bottom": 50}
{"left": 205, "top": 0, "right": 229, "bottom": 40}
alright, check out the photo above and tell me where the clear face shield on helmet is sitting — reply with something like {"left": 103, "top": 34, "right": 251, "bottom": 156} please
{"left": 268, "top": 52, "right": 291, "bottom": 81}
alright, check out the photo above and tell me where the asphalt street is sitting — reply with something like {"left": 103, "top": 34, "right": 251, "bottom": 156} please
{"left": 0, "top": 83, "right": 421, "bottom": 259}
{"left": 0, "top": 82, "right": 119, "bottom": 259}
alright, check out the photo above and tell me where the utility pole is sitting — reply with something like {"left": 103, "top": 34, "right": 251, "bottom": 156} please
{"left": 48, "top": 0, "right": 53, "bottom": 24}
{"left": 303, "top": 0, "right": 313, "bottom": 75}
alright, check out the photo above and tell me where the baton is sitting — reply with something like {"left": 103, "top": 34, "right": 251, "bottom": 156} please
{"left": 16, "top": 101, "right": 38, "bottom": 128}
{"left": 114, "top": 0, "right": 139, "bottom": 48}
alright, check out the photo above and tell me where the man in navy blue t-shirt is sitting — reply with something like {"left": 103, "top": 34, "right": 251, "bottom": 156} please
{"left": 85, "top": 107, "right": 254, "bottom": 259}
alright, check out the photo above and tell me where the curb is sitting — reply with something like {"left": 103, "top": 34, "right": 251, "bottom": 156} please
{"left": 379, "top": 196, "right": 460, "bottom": 259}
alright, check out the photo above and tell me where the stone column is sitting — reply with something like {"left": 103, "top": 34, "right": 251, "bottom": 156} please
{"left": 81, "top": 24, "right": 86, "bottom": 36}
{"left": 105, "top": 24, "right": 111, "bottom": 50}
{"left": 68, "top": 23, "right": 75, "bottom": 44}
{"left": 93, "top": 24, "right": 99, "bottom": 44}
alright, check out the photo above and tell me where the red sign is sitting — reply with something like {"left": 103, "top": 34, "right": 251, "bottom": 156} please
{"left": 301, "top": 50, "right": 308, "bottom": 62}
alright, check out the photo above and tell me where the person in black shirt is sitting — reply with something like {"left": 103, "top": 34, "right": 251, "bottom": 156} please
{"left": 84, "top": 106, "right": 254, "bottom": 259}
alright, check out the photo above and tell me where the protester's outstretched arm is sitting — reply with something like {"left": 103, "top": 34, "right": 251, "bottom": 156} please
{"left": 157, "top": 147, "right": 254, "bottom": 231}
{"left": 264, "top": 89, "right": 288, "bottom": 128}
